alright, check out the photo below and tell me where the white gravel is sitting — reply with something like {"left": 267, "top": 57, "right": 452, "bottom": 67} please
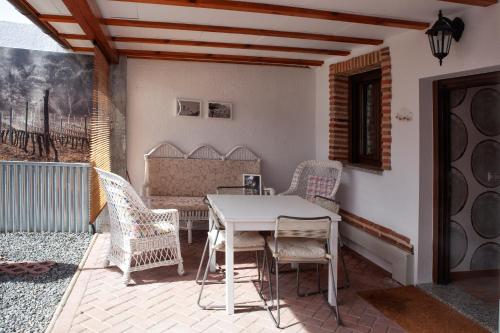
{"left": 0, "top": 232, "right": 92, "bottom": 333}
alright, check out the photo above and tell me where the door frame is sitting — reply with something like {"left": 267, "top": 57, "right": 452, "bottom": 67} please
{"left": 433, "top": 71, "right": 500, "bottom": 284}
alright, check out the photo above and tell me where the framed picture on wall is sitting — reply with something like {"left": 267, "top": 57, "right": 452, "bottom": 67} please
{"left": 208, "top": 101, "right": 232, "bottom": 119}
{"left": 243, "top": 174, "right": 262, "bottom": 195}
{"left": 176, "top": 98, "right": 202, "bottom": 117}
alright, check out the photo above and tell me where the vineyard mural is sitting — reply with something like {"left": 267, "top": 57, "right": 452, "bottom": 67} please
{"left": 0, "top": 47, "right": 93, "bottom": 162}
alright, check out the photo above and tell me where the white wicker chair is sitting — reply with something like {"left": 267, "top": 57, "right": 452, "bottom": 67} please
{"left": 281, "top": 160, "right": 343, "bottom": 199}
{"left": 96, "top": 168, "right": 184, "bottom": 285}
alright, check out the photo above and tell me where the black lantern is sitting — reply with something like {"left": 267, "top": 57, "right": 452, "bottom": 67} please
{"left": 426, "top": 10, "right": 464, "bottom": 65}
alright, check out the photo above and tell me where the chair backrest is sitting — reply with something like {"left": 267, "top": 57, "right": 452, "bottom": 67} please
{"left": 282, "top": 160, "right": 342, "bottom": 200}
{"left": 274, "top": 215, "right": 332, "bottom": 240}
{"left": 313, "top": 196, "right": 340, "bottom": 214}
{"left": 216, "top": 186, "right": 261, "bottom": 195}
{"left": 203, "top": 197, "right": 225, "bottom": 230}
{"left": 95, "top": 168, "right": 147, "bottom": 229}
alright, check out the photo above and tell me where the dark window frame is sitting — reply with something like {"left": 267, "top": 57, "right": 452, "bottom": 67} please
{"left": 348, "top": 68, "right": 382, "bottom": 169}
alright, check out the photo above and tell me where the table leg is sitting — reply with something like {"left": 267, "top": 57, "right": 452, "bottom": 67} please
{"left": 328, "top": 221, "right": 339, "bottom": 306}
{"left": 225, "top": 222, "right": 235, "bottom": 315}
{"left": 208, "top": 211, "right": 216, "bottom": 272}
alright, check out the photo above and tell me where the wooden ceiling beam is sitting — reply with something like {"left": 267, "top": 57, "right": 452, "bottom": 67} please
{"left": 7, "top": 0, "right": 72, "bottom": 48}
{"left": 115, "top": 0, "right": 429, "bottom": 30}
{"left": 60, "top": 33, "right": 89, "bottom": 40}
{"left": 124, "top": 55, "right": 310, "bottom": 68}
{"left": 39, "top": 14, "right": 76, "bottom": 23}
{"left": 62, "top": 0, "right": 118, "bottom": 63}
{"left": 102, "top": 18, "right": 383, "bottom": 45}
{"left": 118, "top": 49, "right": 323, "bottom": 66}
{"left": 112, "top": 36, "right": 350, "bottom": 56}
{"left": 72, "top": 47, "right": 95, "bottom": 52}
{"left": 440, "top": 0, "right": 497, "bottom": 6}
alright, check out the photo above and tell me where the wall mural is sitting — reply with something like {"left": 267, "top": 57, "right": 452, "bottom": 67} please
{"left": 0, "top": 47, "right": 93, "bottom": 163}
{"left": 449, "top": 84, "right": 500, "bottom": 272}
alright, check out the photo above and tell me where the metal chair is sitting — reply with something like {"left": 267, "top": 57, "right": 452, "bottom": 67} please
{"left": 311, "top": 195, "right": 350, "bottom": 290}
{"left": 95, "top": 168, "right": 184, "bottom": 285}
{"left": 195, "top": 187, "right": 266, "bottom": 310}
{"left": 259, "top": 215, "right": 341, "bottom": 328}
{"left": 279, "top": 160, "right": 350, "bottom": 290}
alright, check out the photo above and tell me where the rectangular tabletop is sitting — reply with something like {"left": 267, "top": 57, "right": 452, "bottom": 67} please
{"left": 207, "top": 194, "right": 341, "bottom": 226}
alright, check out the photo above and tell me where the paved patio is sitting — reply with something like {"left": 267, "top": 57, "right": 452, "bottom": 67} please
{"left": 51, "top": 230, "right": 404, "bottom": 333}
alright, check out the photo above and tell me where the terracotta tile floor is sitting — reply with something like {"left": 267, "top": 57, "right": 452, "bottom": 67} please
{"left": 51, "top": 231, "right": 404, "bottom": 333}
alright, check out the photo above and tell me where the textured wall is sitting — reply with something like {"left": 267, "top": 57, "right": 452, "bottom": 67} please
{"left": 126, "top": 59, "right": 316, "bottom": 193}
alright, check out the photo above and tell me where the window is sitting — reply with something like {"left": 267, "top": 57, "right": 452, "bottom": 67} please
{"left": 349, "top": 69, "right": 382, "bottom": 168}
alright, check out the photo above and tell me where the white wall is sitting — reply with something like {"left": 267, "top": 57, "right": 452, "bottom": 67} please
{"left": 127, "top": 59, "right": 316, "bottom": 193}
{"left": 314, "top": 4, "right": 500, "bottom": 283}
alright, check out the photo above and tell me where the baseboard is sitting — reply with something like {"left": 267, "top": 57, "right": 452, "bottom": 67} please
{"left": 340, "top": 222, "right": 414, "bottom": 285}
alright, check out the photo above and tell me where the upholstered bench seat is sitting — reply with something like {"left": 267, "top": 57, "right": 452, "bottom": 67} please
{"left": 143, "top": 143, "right": 261, "bottom": 244}
{"left": 147, "top": 196, "right": 208, "bottom": 212}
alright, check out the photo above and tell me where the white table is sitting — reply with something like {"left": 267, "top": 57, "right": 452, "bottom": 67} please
{"left": 206, "top": 194, "right": 341, "bottom": 315}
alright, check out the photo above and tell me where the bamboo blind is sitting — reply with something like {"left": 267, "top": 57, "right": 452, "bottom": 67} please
{"left": 89, "top": 47, "right": 111, "bottom": 223}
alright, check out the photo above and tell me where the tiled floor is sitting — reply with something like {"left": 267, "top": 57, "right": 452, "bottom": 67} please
{"left": 51, "top": 230, "right": 404, "bottom": 333}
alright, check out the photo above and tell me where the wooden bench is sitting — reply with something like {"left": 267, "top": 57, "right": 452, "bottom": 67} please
{"left": 142, "top": 142, "right": 261, "bottom": 243}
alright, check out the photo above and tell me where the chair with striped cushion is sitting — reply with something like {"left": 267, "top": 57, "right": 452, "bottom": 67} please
{"left": 259, "top": 215, "right": 341, "bottom": 328}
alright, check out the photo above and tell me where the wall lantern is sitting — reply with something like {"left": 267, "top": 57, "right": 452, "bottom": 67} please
{"left": 426, "top": 10, "right": 464, "bottom": 65}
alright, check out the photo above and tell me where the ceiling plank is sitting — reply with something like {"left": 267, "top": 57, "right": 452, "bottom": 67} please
{"left": 115, "top": 0, "right": 429, "bottom": 30}
{"left": 440, "top": 0, "right": 497, "bottom": 6}
{"left": 7, "top": 0, "right": 72, "bottom": 48}
{"left": 62, "top": 0, "right": 118, "bottom": 63}
{"left": 112, "top": 36, "right": 350, "bottom": 56}
{"left": 102, "top": 18, "right": 383, "bottom": 45}
{"left": 118, "top": 49, "right": 324, "bottom": 66}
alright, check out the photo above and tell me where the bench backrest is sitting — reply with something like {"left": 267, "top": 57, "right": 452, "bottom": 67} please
{"left": 143, "top": 143, "right": 261, "bottom": 197}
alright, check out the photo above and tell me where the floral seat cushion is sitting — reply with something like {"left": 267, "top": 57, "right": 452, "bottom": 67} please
{"left": 267, "top": 236, "right": 326, "bottom": 260}
{"left": 209, "top": 230, "right": 265, "bottom": 250}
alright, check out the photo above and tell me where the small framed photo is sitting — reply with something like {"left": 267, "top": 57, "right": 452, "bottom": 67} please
{"left": 243, "top": 174, "right": 262, "bottom": 195}
{"left": 176, "top": 98, "right": 202, "bottom": 117}
{"left": 208, "top": 101, "right": 232, "bottom": 119}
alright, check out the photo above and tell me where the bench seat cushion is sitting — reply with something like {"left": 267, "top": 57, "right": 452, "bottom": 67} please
{"left": 147, "top": 196, "right": 208, "bottom": 212}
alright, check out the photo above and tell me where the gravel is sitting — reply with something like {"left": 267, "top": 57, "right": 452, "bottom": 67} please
{"left": 0, "top": 232, "right": 92, "bottom": 333}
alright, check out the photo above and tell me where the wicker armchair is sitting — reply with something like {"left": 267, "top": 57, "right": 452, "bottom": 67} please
{"left": 281, "top": 160, "right": 342, "bottom": 199}
{"left": 96, "top": 168, "right": 184, "bottom": 285}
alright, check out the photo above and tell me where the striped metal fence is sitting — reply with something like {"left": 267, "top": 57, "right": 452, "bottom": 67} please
{"left": 0, "top": 161, "right": 91, "bottom": 232}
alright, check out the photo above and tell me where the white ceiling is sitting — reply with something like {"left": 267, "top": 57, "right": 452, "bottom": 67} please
{"left": 26, "top": 0, "right": 471, "bottom": 63}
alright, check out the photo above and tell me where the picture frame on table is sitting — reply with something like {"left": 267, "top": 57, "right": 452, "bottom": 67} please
{"left": 176, "top": 98, "right": 202, "bottom": 117}
{"left": 208, "top": 101, "right": 232, "bottom": 119}
{"left": 243, "top": 174, "right": 262, "bottom": 195}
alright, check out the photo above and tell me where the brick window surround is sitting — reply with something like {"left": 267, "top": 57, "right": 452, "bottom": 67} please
{"left": 329, "top": 47, "right": 392, "bottom": 170}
